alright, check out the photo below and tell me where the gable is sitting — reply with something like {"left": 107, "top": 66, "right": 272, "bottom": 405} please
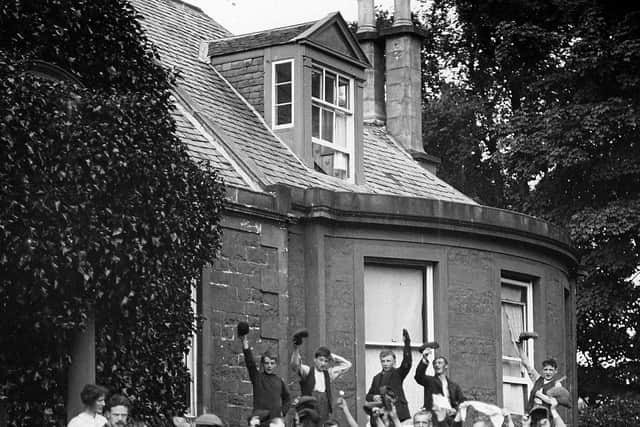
{"left": 308, "top": 23, "right": 359, "bottom": 61}
{"left": 293, "top": 12, "right": 371, "bottom": 68}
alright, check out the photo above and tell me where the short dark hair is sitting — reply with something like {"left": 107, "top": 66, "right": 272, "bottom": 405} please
{"left": 322, "top": 419, "right": 339, "bottom": 427}
{"left": 108, "top": 393, "right": 131, "bottom": 409}
{"left": 379, "top": 350, "right": 396, "bottom": 359}
{"left": 315, "top": 346, "right": 331, "bottom": 359}
{"left": 80, "top": 384, "right": 108, "bottom": 406}
{"left": 261, "top": 350, "right": 278, "bottom": 363}
{"left": 542, "top": 358, "right": 558, "bottom": 369}
{"left": 435, "top": 356, "right": 448, "bottom": 366}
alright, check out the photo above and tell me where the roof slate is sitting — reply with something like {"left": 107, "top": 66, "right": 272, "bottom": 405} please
{"left": 172, "top": 106, "right": 250, "bottom": 189}
{"left": 207, "top": 22, "right": 315, "bottom": 57}
{"left": 131, "top": 0, "right": 477, "bottom": 205}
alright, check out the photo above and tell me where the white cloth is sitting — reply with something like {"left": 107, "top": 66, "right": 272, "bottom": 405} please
{"left": 314, "top": 368, "right": 326, "bottom": 392}
{"left": 454, "top": 401, "right": 504, "bottom": 427}
{"left": 67, "top": 412, "right": 108, "bottom": 427}
{"left": 441, "top": 376, "right": 450, "bottom": 401}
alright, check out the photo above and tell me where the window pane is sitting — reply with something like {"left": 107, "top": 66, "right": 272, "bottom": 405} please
{"left": 324, "top": 71, "right": 336, "bottom": 104}
{"left": 503, "top": 359, "right": 525, "bottom": 378}
{"left": 321, "top": 108, "right": 334, "bottom": 142}
{"left": 364, "top": 265, "right": 424, "bottom": 342}
{"left": 276, "top": 104, "right": 292, "bottom": 125}
{"left": 276, "top": 83, "right": 292, "bottom": 104}
{"left": 502, "top": 302, "right": 524, "bottom": 358}
{"left": 335, "top": 111, "right": 347, "bottom": 147}
{"left": 312, "top": 105, "right": 320, "bottom": 138}
{"left": 332, "top": 152, "right": 348, "bottom": 179}
{"left": 338, "top": 77, "right": 349, "bottom": 108}
{"left": 502, "top": 284, "right": 526, "bottom": 303}
{"left": 275, "top": 62, "right": 291, "bottom": 83}
{"left": 312, "top": 68, "right": 322, "bottom": 99}
{"left": 503, "top": 383, "right": 526, "bottom": 414}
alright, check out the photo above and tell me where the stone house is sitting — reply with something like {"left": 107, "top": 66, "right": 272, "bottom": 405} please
{"left": 131, "top": 0, "right": 578, "bottom": 425}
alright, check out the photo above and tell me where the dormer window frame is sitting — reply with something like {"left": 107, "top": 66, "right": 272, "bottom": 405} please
{"left": 311, "top": 64, "right": 355, "bottom": 182}
{"left": 272, "top": 58, "right": 294, "bottom": 129}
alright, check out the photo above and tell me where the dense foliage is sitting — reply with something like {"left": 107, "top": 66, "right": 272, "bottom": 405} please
{"left": 418, "top": 0, "right": 640, "bottom": 397}
{"left": 579, "top": 397, "right": 640, "bottom": 427}
{"left": 0, "top": 1, "right": 224, "bottom": 425}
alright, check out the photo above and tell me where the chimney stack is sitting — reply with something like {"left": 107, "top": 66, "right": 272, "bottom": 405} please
{"left": 393, "top": 0, "right": 412, "bottom": 26}
{"left": 357, "top": 0, "right": 386, "bottom": 123}
{"left": 383, "top": 0, "right": 425, "bottom": 154}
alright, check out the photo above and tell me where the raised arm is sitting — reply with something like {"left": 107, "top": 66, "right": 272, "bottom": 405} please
{"left": 517, "top": 342, "right": 539, "bottom": 382}
{"left": 290, "top": 346, "right": 310, "bottom": 378}
{"left": 336, "top": 397, "right": 358, "bottom": 427}
{"left": 281, "top": 379, "right": 291, "bottom": 415}
{"left": 414, "top": 348, "right": 433, "bottom": 385}
{"left": 242, "top": 336, "right": 258, "bottom": 384}
{"left": 398, "top": 329, "right": 412, "bottom": 379}
{"left": 329, "top": 353, "right": 352, "bottom": 381}
{"left": 549, "top": 398, "right": 566, "bottom": 427}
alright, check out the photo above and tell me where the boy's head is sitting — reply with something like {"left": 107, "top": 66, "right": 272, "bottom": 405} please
{"left": 314, "top": 347, "right": 331, "bottom": 371}
{"left": 433, "top": 356, "right": 448, "bottom": 375}
{"left": 106, "top": 394, "right": 130, "bottom": 427}
{"left": 80, "top": 384, "right": 108, "bottom": 413}
{"left": 413, "top": 411, "right": 432, "bottom": 427}
{"left": 261, "top": 350, "right": 278, "bottom": 374}
{"left": 541, "top": 358, "right": 558, "bottom": 380}
{"left": 379, "top": 350, "right": 396, "bottom": 372}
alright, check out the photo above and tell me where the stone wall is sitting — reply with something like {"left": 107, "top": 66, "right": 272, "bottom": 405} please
{"left": 215, "top": 56, "right": 264, "bottom": 114}
{"left": 200, "top": 214, "right": 289, "bottom": 425}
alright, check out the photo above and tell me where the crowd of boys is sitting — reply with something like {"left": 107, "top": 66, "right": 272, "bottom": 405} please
{"left": 69, "top": 327, "right": 570, "bottom": 427}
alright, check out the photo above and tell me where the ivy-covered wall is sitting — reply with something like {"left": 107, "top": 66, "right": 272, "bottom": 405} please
{"left": 0, "top": 1, "right": 225, "bottom": 425}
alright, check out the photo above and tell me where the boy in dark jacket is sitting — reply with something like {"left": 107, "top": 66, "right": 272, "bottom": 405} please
{"left": 414, "top": 347, "right": 465, "bottom": 426}
{"left": 239, "top": 322, "right": 291, "bottom": 422}
{"left": 365, "top": 328, "right": 412, "bottom": 422}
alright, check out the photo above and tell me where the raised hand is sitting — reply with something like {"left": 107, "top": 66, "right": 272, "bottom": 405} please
{"left": 402, "top": 328, "right": 410, "bottom": 344}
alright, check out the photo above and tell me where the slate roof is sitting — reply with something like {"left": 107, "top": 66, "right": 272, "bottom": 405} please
{"left": 207, "top": 22, "right": 315, "bottom": 57}
{"left": 131, "top": 0, "right": 476, "bottom": 205}
{"left": 172, "top": 105, "right": 250, "bottom": 189}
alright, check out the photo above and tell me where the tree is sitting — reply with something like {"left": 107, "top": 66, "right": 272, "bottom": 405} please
{"left": 0, "top": 1, "right": 224, "bottom": 425}
{"left": 418, "top": 0, "right": 640, "bottom": 396}
{"left": 502, "top": 1, "right": 640, "bottom": 397}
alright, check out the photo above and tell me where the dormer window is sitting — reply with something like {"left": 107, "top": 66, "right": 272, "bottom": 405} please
{"left": 273, "top": 59, "right": 293, "bottom": 128}
{"left": 311, "top": 65, "right": 354, "bottom": 180}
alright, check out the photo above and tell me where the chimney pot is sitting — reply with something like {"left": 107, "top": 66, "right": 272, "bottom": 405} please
{"left": 357, "top": 0, "right": 376, "bottom": 34}
{"left": 393, "top": 0, "right": 412, "bottom": 27}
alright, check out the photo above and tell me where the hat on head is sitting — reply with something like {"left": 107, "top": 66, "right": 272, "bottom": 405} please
{"left": 294, "top": 395, "right": 318, "bottom": 410}
{"left": 297, "top": 408, "right": 320, "bottom": 423}
{"left": 195, "top": 413, "right": 225, "bottom": 427}
{"left": 529, "top": 405, "right": 549, "bottom": 422}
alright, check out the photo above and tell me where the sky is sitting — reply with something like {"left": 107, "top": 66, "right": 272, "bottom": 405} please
{"left": 189, "top": 0, "right": 396, "bottom": 35}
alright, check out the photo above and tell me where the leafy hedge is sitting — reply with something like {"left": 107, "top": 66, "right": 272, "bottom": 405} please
{"left": 579, "top": 397, "right": 640, "bottom": 427}
{"left": 0, "top": 1, "right": 224, "bottom": 425}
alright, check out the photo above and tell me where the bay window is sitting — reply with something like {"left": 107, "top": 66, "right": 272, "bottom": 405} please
{"left": 311, "top": 66, "right": 353, "bottom": 181}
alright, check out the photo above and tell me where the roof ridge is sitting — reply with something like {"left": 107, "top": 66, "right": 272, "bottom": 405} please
{"left": 213, "top": 20, "right": 317, "bottom": 41}
{"left": 167, "top": 0, "right": 203, "bottom": 14}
